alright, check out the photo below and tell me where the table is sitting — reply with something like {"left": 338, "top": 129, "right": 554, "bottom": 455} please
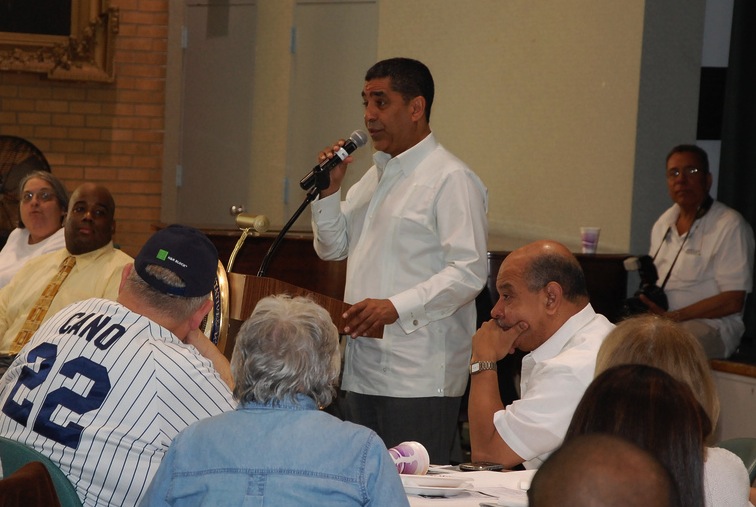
{"left": 405, "top": 468, "right": 536, "bottom": 507}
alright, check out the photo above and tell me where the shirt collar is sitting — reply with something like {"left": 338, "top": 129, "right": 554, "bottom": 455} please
{"left": 65, "top": 241, "right": 115, "bottom": 264}
{"left": 373, "top": 132, "right": 437, "bottom": 179}
{"left": 663, "top": 201, "right": 718, "bottom": 239}
{"left": 529, "top": 303, "right": 597, "bottom": 363}
{"left": 239, "top": 393, "right": 319, "bottom": 412}
{"left": 662, "top": 204, "right": 683, "bottom": 230}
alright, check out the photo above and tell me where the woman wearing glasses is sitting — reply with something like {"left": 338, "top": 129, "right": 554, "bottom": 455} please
{"left": 0, "top": 170, "right": 68, "bottom": 287}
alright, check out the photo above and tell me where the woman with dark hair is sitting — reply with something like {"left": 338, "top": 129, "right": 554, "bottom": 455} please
{"left": 565, "top": 364, "right": 709, "bottom": 507}
{"left": 0, "top": 170, "right": 68, "bottom": 287}
{"left": 597, "top": 315, "right": 753, "bottom": 507}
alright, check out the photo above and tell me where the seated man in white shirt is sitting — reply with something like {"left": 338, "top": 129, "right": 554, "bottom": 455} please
{"left": 468, "top": 240, "right": 614, "bottom": 469}
{"left": 640, "top": 144, "right": 755, "bottom": 358}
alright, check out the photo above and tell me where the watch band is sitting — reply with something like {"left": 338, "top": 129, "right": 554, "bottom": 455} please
{"left": 470, "top": 360, "right": 497, "bottom": 375}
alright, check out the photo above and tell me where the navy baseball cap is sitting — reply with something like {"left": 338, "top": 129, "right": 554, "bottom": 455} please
{"left": 135, "top": 224, "right": 218, "bottom": 297}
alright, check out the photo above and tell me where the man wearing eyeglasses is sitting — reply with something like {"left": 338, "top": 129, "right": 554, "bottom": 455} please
{"left": 0, "top": 183, "right": 133, "bottom": 375}
{"left": 640, "top": 144, "right": 755, "bottom": 358}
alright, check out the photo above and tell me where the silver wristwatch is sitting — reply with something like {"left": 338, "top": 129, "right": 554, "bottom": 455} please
{"left": 469, "top": 360, "right": 497, "bottom": 375}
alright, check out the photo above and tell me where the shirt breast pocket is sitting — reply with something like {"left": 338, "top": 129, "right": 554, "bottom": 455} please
{"left": 673, "top": 250, "right": 708, "bottom": 284}
{"left": 390, "top": 183, "right": 435, "bottom": 236}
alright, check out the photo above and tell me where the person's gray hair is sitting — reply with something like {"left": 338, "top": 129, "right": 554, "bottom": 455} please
{"left": 231, "top": 294, "right": 341, "bottom": 407}
{"left": 525, "top": 252, "right": 589, "bottom": 303}
{"left": 124, "top": 264, "right": 209, "bottom": 321}
{"left": 17, "top": 170, "right": 69, "bottom": 228}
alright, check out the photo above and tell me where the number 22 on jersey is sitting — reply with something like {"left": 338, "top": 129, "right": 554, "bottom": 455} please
{"left": 2, "top": 342, "right": 111, "bottom": 449}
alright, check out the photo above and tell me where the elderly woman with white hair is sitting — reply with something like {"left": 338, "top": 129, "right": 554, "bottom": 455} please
{"left": 140, "top": 294, "right": 409, "bottom": 507}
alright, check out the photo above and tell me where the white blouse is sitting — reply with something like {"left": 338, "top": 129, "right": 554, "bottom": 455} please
{"left": 0, "top": 227, "right": 65, "bottom": 288}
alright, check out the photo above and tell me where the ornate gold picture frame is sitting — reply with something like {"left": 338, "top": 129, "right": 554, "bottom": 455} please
{"left": 0, "top": 0, "right": 119, "bottom": 82}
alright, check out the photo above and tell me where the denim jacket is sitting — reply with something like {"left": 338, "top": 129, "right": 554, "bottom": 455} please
{"left": 139, "top": 395, "right": 409, "bottom": 506}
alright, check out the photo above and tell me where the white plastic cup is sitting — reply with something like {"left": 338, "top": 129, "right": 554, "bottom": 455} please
{"left": 580, "top": 227, "right": 601, "bottom": 254}
{"left": 388, "top": 441, "right": 430, "bottom": 475}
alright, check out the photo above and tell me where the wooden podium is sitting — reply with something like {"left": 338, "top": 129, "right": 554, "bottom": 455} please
{"left": 218, "top": 272, "right": 353, "bottom": 359}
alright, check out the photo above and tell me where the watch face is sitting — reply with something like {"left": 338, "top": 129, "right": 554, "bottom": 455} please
{"left": 470, "top": 361, "right": 495, "bottom": 375}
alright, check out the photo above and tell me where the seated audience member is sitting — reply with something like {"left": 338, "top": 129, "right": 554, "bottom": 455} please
{"left": 0, "top": 224, "right": 236, "bottom": 506}
{"left": 0, "top": 182, "right": 132, "bottom": 375}
{"left": 0, "top": 171, "right": 68, "bottom": 288}
{"left": 565, "top": 364, "right": 710, "bottom": 507}
{"left": 468, "top": 240, "right": 614, "bottom": 469}
{"left": 641, "top": 144, "right": 755, "bottom": 358}
{"left": 140, "top": 294, "right": 409, "bottom": 507}
{"left": 528, "top": 433, "right": 680, "bottom": 507}
{"left": 596, "top": 314, "right": 753, "bottom": 507}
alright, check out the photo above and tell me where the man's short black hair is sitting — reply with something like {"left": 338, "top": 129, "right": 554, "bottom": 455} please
{"left": 666, "top": 144, "right": 710, "bottom": 174}
{"left": 365, "top": 57, "right": 435, "bottom": 122}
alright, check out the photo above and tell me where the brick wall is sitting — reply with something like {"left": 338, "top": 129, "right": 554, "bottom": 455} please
{"left": 0, "top": 0, "right": 168, "bottom": 257}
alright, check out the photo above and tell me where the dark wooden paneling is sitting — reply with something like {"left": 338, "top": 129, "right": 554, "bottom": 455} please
{"left": 202, "top": 228, "right": 629, "bottom": 324}
{"left": 203, "top": 229, "right": 347, "bottom": 302}
{"left": 483, "top": 251, "right": 630, "bottom": 323}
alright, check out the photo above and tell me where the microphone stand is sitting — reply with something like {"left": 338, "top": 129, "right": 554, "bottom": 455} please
{"left": 257, "top": 172, "right": 328, "bottom": 277}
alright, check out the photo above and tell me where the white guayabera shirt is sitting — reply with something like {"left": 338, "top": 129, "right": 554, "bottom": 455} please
{"left": 312, "top": 133, "right": 488, "bottom": 398}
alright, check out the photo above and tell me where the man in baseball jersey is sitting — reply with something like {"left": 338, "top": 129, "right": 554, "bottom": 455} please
{"left": 0, "top": 224, "right": 236, "bottom": 506}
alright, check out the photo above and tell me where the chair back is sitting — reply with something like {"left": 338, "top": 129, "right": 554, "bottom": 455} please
{"left": 715, "top": 437, "right": 756, "bottom": 483}
{"left": 0, "top": 436, "right": 83, "bottom": 507}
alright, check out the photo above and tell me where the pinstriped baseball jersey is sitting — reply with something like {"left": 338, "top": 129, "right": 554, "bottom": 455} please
{"left": 0, "top": 298, "right": 236, "bottom": 506}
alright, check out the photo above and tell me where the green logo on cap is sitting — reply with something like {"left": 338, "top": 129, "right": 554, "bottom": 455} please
{"left": 157, "top": 249, "right": 169, "bottom": 261}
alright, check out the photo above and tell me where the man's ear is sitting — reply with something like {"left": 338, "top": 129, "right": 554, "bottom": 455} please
{"left": 544, "top": 282, "right": 563, "bottom": 314}
{"left": 410, "top": 96, "right": 426, "bottom": 122}
{"left": 119, "top": 264, "right": 133, "bottom": 293}
{"left": 188, "top": 298, "right": 214, "bottom": 331}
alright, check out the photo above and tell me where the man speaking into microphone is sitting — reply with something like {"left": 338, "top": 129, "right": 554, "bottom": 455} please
{"left": 310, "top": 57, "right": 488, "bottom": 464}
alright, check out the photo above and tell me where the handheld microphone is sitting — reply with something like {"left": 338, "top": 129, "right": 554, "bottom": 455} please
{"left": 299, "top": 130, "right": 369, "bottom": 190}
{"left": 235, "top": 213, "right": 270, "bottom": 233}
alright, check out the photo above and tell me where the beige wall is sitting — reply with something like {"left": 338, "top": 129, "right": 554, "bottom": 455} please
{"left": 247, "top": 2, "right": 295, "bottom": 224}
{"left": 162, "top": 0, "right": 706, "bottom": 254}
{"left": 0, "top": 0, "right": 707, "bottom": 256}
{"left": 375, "top": 1, "right": 646, "bottom": 252}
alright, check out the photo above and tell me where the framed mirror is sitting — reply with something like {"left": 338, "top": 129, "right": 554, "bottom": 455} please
{"left": 0, "top": 0, "right": 119, "bottom": 82}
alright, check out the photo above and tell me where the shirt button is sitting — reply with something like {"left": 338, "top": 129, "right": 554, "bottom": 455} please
{"left": 413, "top": 319, "right": 418, "bottom": 326}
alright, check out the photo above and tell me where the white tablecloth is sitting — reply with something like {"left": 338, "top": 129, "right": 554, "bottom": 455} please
{"left": 405, "top": 468, "right": 535, "bottom": 507}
